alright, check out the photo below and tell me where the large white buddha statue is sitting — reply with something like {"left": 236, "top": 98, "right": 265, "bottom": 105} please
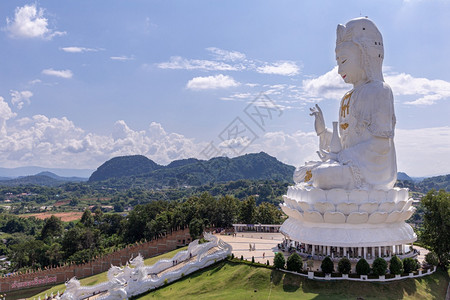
{"left": 294, "top": 17, "right": 397, "bottom": 191}
{"left": 281, "top": 18, "right": 416, "bottom": 260}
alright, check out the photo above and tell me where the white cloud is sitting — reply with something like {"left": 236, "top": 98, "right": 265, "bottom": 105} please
{"left": 10, "top": 90, "right": 32, "bottom": 109}
{"left": 110, "top": 55, "right": 135, "bottom": 61}
{"left": 395, "top": 127, "right": 450, "bottom": 176}
{"left": 0, "top": 95, "right": 447, "bottom": 176}
{"left": 61, "top": 47, "right": 100, "bottom": 53}
{"left": 206, "top": 47, "right": 246, "bottom": 61}
{"left": 246, "top": 130, "right": 319, "bottom": 167}
{"left": 157, "top": 48, "right": 304, "bottom": 76}
{"left": 0, "top": 97, "right": 17, "bottom": 136}
{"left": 301, "top": 66, "right": 450, "bottom": 105}
{"left": 218, "top": 137, "right": 252, "bottom": 149}
{"left": 220, "top": 92, "right": 253, "bottom": 101}
{"left": 0, "top": 109, "right": 209, "bottom": 168}
{"left": 157, "top": 56, "right": 238, "bottom": 71}
{"left": 29, "top": 79, "right": 42, "bottom": 85}
{"left": 385, "top": 73, "right": 450, "bottom": 105}
{"left": 301, "top": 66, "right": 347, "bottom": 100}
{"left": 186, "top": 74, "right": 240, "bottom": 90}
{"left": 42, "top": 69, "right": 73, "bottom": 79}
{"left": 257, "top": 61, "right": 301, "bottom": 76}
{"left": 6, "top": 4, "right": 65, "bottom": 39}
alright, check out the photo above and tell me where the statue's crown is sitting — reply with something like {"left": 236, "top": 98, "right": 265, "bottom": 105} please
{"left": 337, "top": 17, "right": 383, "bottom": 49}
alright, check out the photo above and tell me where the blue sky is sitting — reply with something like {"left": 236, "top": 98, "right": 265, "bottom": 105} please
{"left": 0, "top": 0, "right": 449, "bottom": 176}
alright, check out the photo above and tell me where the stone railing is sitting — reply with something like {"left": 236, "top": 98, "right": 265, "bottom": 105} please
{"left": 51, "top": 232, "right": 232, "bottom": 300}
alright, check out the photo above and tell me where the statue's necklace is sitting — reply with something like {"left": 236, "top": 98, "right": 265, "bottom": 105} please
{"left": 340, "top": 90, "right": 353, "bottom": 118}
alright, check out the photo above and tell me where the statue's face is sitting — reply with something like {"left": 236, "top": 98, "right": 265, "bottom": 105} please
{"left": 336, "top": 42, "right": 366, "bottom": 86}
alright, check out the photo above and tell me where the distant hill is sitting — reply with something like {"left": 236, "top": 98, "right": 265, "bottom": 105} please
{"left": 396, "top": 173, "right": 450, "bottom": 193}
{"left": 0, "top": 172, "right": 87, "bottom": 187}
{"left": 397, "top": 172, "right": 412, "bottom": 181}
{"left": 417, "top": 174, "right": 450, "bottom": 192}
{"left": 0, "top": 166, "right": 93, "bottom": 178}
{"left": 88, "top": 152, "right": 296, "bottom": 188}
{"left": 89, "top": 155, "right": 162, "bottom": 182}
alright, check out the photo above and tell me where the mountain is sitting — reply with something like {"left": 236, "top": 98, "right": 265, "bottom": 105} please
{"left": 0, "top": 166, "right": 93, "bottom": 178}
{"left": 397, "top": 172, "right": 412, "bottom": 181}
{"left": 0, "top": 172, "right": 88, "bottom": 187}
{"left": 88, "top": 152, "right": 295, "bottom": 187}
{"left": 416, "top": 174, "right": 450, "bottom": 192}
{"left": 89, "top": 155, "right": 162, "bottom": 182}
{"left": 35, "top": 172, "right": 87, "bottom": 182}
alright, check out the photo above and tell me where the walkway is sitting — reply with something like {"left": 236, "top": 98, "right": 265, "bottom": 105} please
{"left": 219, "top": 232, "right": 429, "bottom": 271}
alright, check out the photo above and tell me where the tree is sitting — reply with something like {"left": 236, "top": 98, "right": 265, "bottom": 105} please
{"left": 274, "top": 252, "right": 285, "bottom": 269}
{"left": 389, "top": 255, "right": 403, "bottom": 275}
{"left": 425, "top": 251, "right": 439, "bottom": 267}
{"left": 356, "top": 258, "right": 370, "bottom": 275}
{"left": 256, "top": 202, "right": 282, "bottom": 224}
{"left": 80, "top": 209, "right": 94, "bottom": 227}
{"left": 114, "top": 202, "right": 124, "bottom": 212}
{"left": 9, "top": 239, "right": 48, "bottom": 269}
{"left": 403, "top": 257, "right": 419, "bottom": 273}
{"left": 421, "top": 189, "right": 450, "bottom": 269}
{"left": 320, "top": 256, "right": 334, "bottom": 274}
{"left": 372, "top": 257, "right": 388, "bottom": 276}
{"left": 2, "top": 218, "right": 25, "bottom": 233}
{"left": 40, "top": 215, "right": 63, "bottom": 241}
{"left": 61, "top": 226, "right": 84, "bottom": 258}
{"left": 189, "top": 218, "right": 204, "bottom": 240}
{"left": 337, "top": 257, "right": 351, "bottom": 274}
{"left": 213, "top": 195, "right": 239, "bottom": 228}
{"left": 286, "top": 252, "right": 303, "bottom": 272}
{"left": 46, "top": 243, "right": 63, "bottom": 266}
{"left": 240, "top": 196, "right": 257, "bottom": 224}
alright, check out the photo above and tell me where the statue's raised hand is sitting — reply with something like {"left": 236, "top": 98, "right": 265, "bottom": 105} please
{"left": 317, "top": 149, "right": 338, "bottom": 162}
{"left": 310, "top": 104, "right": 326, "bottom": 135}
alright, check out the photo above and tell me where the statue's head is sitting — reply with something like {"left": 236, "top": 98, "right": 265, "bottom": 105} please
{"left": 336, "top": 17, "right": 384, "bottom": 83}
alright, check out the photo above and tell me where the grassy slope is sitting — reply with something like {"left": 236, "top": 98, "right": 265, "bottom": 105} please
{"left": 140, "top": 261, "right": 449, "bottom": 300}
{"left": 25, "top": 256, "right": 449, "bottom": 300}
{"left": 24, "top": 247, "right": 187, "bottom": 300}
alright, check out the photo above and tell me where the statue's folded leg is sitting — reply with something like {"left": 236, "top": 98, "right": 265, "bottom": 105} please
{"left": 312, "top": 163, "right": 355, "bottom": 190}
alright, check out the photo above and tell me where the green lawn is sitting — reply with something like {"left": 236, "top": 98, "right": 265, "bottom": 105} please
{"left": 140, "top": 261, "right": 449, "bottom": 300}
{"left": 25, "top": 255, "right": 449, "bottom": 300}
{"left": 24, "top": 246, "right": 187, "bottom": 300}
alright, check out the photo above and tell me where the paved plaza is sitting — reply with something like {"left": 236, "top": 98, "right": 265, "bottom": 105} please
{"left": 217, "top": 232, "right": 428, "bottom": 271}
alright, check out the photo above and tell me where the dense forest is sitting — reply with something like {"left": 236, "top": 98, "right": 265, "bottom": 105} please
{"left": 0, "top": 192, "right": 281, "bottom": 273}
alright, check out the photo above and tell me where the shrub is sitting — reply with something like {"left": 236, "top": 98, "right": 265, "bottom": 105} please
{"left": 240, "top": 255, "right": 244, "bottom": 260}
{"left": 164, "top": 278, "right": 168, "bottom": 285}
{"left": 320, "top": 256, "right": 334, "bottom": 274}
{"left": 231, "top": 253, "right": 234, "bottom": 259}
{"left": 273, "top": 252, "right": 285, "bottom": 269}
{"left": 267, "top": 260, "right": 270, "bottom": 266}
{"left": 425, "top": 251, "right": 439, "bottom": 266}
{"left": 337, "top": 257, "right": 351, "bottom": 274}
{"left": 372, "top": 257, "right": 387, "bottom": 276}
{"left": 403, "top": 257, "right": 419, "bottom": 273}
{"left": 252, "top": 256, "right": 255, "bottom": 263}
{"left": 389, "top": 255, "right": 403, "bottom": 275}
{"left": 356, "top": 258, "right": 370, "bottom": 275}
{"left": 286, "top": 252, "right": 303, "bottom": 273}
